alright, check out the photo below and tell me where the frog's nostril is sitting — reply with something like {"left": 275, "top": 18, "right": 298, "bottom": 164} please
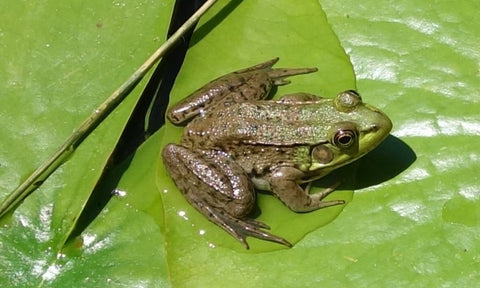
{"left": 364, "top": 124, "right": 378, "bottom": 133}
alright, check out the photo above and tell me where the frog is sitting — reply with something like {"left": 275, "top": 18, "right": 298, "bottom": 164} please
{"left": 162, "top": 58, "right": 392, "bottom": 249}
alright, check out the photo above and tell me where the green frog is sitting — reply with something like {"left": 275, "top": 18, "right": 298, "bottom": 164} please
{"left": 162, "top": 58, "right": 392, "bottom": 249}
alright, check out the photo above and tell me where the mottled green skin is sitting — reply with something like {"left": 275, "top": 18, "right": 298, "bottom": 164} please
{"left": 163, "top": 59, "right": 392, "bottom": 248}
{"left": 183, "top": 96, "right": 391, "bottom": 176}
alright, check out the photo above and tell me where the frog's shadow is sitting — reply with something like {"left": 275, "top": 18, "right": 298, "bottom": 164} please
{"left": 250, "top": 135, "right": 415, "bottom": 218}
{"left": 322, "top": 135, "right": 415, "bottom": 191}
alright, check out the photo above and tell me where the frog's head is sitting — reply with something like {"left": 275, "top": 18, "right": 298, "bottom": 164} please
{"left": 309, "top": 90, "right": 392, "bottom": 173}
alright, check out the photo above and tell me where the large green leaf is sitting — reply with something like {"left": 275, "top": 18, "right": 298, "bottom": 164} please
{"left": 2, "top": 0, "right": 479, "bottom": 287}
{"left": 315, "top": 0, "right": 480, "bottom": 286}
{"left": 0, "top": 0, "right": 172, "bottom": 286}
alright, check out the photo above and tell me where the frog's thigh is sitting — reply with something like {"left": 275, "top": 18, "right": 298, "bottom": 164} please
{"left": 162, "top": 144, "right": 255, "bottom": 218}
{"left": 269, "top": 167, "right": 344, "bottom": 212}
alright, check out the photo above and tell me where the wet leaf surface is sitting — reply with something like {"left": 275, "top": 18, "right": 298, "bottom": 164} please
{"left": 2, "top": 0, "right": 479, "bottom": 287}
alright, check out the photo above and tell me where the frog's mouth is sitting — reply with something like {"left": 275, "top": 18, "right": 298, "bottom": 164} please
{"left": 358, "top": 112, "right": 392, "bottom": 155}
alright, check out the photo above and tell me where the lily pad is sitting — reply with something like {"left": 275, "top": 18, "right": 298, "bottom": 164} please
{"left": 154, "top": 0, "right": 357, "bottom": 285}
{"left": 2, "top": 0, "right": 479, "bottom": 287}
{"left": 317, "top": 0, "right": 480, "bottom": 286}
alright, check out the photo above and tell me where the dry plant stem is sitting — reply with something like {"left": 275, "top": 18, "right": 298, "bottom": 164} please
{"left": 0, "top": 0, "right": 218, "bottom": 218}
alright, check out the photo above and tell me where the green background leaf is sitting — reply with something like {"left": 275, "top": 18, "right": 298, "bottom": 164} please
{"left": 0, "top": 0, "right": 172, "bottom": 286}
{"left": 316, "top": 0, "right": 480, "bottom": 286}
{"left": 2, "top": 0, "right": 480, "bottom": 287}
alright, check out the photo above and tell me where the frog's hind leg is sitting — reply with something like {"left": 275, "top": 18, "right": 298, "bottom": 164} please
{"left": 162, "top": 144, "right": 291, "bottom": 249}
{"left": 235, "top": 58, "right": 318, "bottom": 82}
{"left": 237, "top": 57, "right": 318, "bottom": 85}
{"left": 167, "top": 58, "right": 317, "bottom": 124}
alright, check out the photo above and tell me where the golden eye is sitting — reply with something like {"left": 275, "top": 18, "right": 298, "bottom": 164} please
{"left": 333, "top": 129, "right": 356, "bottom": 148}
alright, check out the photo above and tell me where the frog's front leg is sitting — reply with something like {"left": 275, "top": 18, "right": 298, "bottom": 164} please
{"left": 162, "top": 144, "right": 292, "bottom": 249}
{"left": 167, "top": 58, "right": 317, "bottom": 124}
{"left": 269, "top": 167, "right": 345, "bottom": 212}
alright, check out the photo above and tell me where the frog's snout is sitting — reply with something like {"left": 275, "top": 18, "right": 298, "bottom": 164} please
{"left": 376, "top": 111, "right": 393, "bottom": 134}
{"left": 364, "top": 104, "right": 392, "bottom": 133}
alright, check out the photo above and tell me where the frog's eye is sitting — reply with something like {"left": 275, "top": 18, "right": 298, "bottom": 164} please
{"left": 333, "top": 129, "right": 357, "bottom": 148}
{"left": 335, "top": 90, "right": 362, "bottom": 112}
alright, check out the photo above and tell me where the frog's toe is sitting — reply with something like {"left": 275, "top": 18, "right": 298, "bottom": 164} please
{"left": 201, "top": 203, "right": 291, "bottom": 249}
{"left": 268, "top": 67, "right": 318, "bottom": 86}
{"left": 237, "top": 218, "right": 293, "bottom": 248}
{"left": 310, "top": 181, "right": 346, "bottom": 206}
{"left": 242, "top": 218, "right": 271, "bottom": 229}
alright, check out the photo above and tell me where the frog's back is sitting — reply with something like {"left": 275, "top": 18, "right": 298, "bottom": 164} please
{"left": 182, "top": 100, "right": 337, "bottom": 148}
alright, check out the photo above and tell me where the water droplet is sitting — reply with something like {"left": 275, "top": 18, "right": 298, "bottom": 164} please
{"left": 112, "top": 189, "right": 127, "bottom": 197}
{"left": 178, "top": 210, "right": 189, "bottom": 220}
